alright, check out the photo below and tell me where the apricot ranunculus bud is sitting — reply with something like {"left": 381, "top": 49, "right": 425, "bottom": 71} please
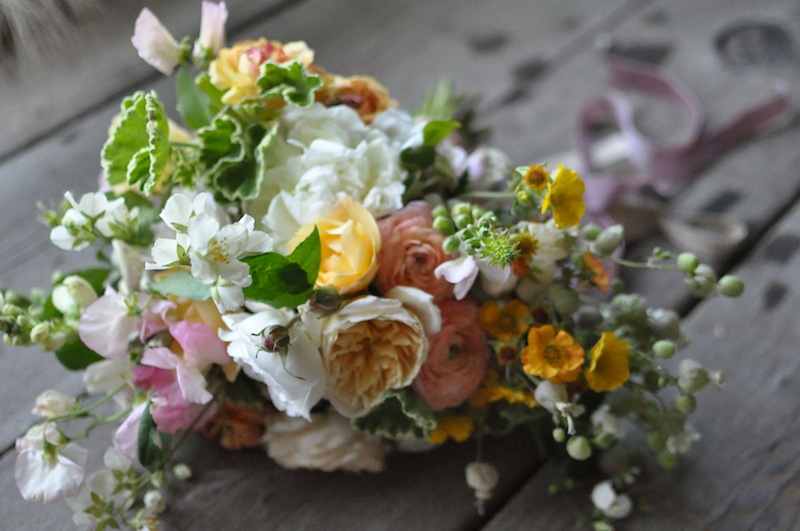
{"left": 290, "top": 196, "right": 380, "bottom": 295}
{"left": 376, "top": 201, "right": 454, "bottom": 302}
{"left": 319, "top": 295, "right": 428, "bottom": 418}
{"left": 412, "top": 299, "right": 490, "bottom": 410}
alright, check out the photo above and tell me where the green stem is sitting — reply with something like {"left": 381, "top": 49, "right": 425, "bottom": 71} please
{"left": 604, "top": 254, "right": 683, "bottom": 272}
{"left": 457, "top": 191, "right": 515, "bottom": 201}
{"left": 48, "top": 382, "right": 129, "bottom": 425}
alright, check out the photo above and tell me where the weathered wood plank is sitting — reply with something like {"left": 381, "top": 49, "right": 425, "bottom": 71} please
{"left": 0, "top": 0, "right": 299, "bottom": 161}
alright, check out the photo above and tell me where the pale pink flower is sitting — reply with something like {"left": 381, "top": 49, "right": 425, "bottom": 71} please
{"left": 115, "top": 402, "right": 147, "bottom": 460}
{"left": 78, "top": 288, "right": 139, "bottom": 359}
{"left": 412, "top": 299, "right": 490, "bottom": 410}
{"left": 197, "top": 1, "right": 228, "bottom": 56}
{"left": 131, "top": 8, "right": 181, "bottom": 75}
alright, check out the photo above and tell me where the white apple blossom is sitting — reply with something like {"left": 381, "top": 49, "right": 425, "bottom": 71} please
{"left": 220, "top": 306, "right": 325, "bottom": 419}
{"left": 15, "top": 423, "right": 88, "bottom": 503}
{"left": 591, "top": 480, "right": 633, "bottom": 519}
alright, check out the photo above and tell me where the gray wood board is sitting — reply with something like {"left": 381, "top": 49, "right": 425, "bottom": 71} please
{"left": 0, "top": 0, "right": 297, "bottom": 161}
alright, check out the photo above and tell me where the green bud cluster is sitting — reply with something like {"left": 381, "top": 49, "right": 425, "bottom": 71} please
{"left": 431, "top": 202, "right": 519, "bottom": 267}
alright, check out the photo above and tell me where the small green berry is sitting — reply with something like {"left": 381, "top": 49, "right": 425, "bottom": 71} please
{"left": 552, "top": 428, "right": 566, "bottom": 443}
{"left": 431, "top": 204, "right": 448, "bottom": 219}
{"left": 442, "top": 235, "right": 461, "bottom": 254}
{"left": 675, "top": 394, "right": 697, "bottom": 414}
{"left": 581, "top": 223, "right": 602, "bottom": 241}
{"left": 677, "top": 252, "right": 699, "bottom": 273}
{"left": 718, "top": 275, "right": 744, "bottom": 297}
{"left": 566, "top": 436, "right": 592, "bottom": 461}
{"left": 652, "top": 339, "right": 676, "bottom": 359}
{"left": 432, "top": 216, "right": 456, "bottom": 235}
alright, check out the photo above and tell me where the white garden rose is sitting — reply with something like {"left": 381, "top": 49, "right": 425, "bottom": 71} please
{"left": 252, "top": 103, "right": 407, "bottom": 246}
{"left": 220, "top": 306, "right": 325, "bottom": 419}
{"left": 263, "top": 410, "right": 388, "bottom": 472}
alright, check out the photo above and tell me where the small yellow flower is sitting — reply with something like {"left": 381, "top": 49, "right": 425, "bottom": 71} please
{"left": 585, "top": 332, "right": 630, "bottom": 392}
{"left": 479, "top": 300, "right": 530, "bottom": 342}
{"left": 521, "top": 324, "right": 584, "bottom": 383}
{"left": 428, "top": 415, "right": 474, "bottom": 444}
{"left": 583, "top": 252, "right": 610, "bottom": 292}
{"left": 469, "top": 371, "right": 537, "bottom": 408}
{"left": 523, "top": 164, "right": 550, "bottom": 193}
{"left": 541, "top": 164, "right": 585, "bottom": 228}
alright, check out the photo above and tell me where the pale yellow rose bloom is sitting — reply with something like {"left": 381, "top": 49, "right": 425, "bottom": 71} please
{"left": 289, "top": 196, "right": 380, "bottom": 295}
{"left": 209, "top": 38, "right": 315, "bottom": 105}
{"left": 318, "top": 295, "right": 428, "bottom": 417}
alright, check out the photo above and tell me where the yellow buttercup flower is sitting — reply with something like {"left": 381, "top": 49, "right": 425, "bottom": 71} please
{"left": 523, "top": 164, "right": 550, "bottom": 193}
{"left": 521, "top": 324, "right": 584, "bottom": 383}
{"left": 541, "top": 164, "right": 585, "bottom": 228}
{"left": 469, "top": 371, "right": 537, "bottom": 408}
{"left": 289, "top": 197, "right": 381, "bottom": 295}
{"left": 583, "top": 252, "right": 610, "bottom": 292}
{"left": 428, "top": 415, "right": 474, "bottom": 444}
{"left": 585, "top": 332, "right": 630, "bottom": 392}
{"left": 479, "top": 299, "right": 530, "bottom": 342}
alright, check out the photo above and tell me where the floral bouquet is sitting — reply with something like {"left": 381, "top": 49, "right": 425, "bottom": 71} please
{"left": 2, "top": 3, "right": 743, "bottom": 529}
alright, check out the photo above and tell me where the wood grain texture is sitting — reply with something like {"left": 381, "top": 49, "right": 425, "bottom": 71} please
{"left": 0, "top": 0, "right": 296, "bottom": 161}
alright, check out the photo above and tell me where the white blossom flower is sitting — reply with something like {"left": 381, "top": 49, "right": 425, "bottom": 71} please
{"left": 50, "top": 192, "right": 126, "bottom": 251}
{"left": 591, "top": 480, "right": 633, "bottom": 519}
{"left": 65, "top": 446, "right": 133, "bottom": 526}
{"left": 196, "top": 1, "right": 228, "bottom": 57}
{"left": 591, "top": 404, "right": 626, "bottom": 440}
{"left": 220, "top": 307, "right": 325, "bottom": 419}
{"left": 31, "top": 390, "right": 77, "bottom": 418}
{"left": 15, "top": 424, "right": 88, "bottom": 503}
{"left": 263, "top": 410, "right": 388, "bottom": 472}
{"left": 534, "top": 381, "right": 585, "bottom": 435}
{"left": 131, "top": 8, "right": 181, "bottom": 75}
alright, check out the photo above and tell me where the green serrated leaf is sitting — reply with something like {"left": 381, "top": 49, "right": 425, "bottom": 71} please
{"left": 100, "top": 91, "right": 170, "bottom": 195}
{"left": 55, "top": 335, "right": 103, "bottom": 371}
{"left": 422, "top": 119, "right": 460, "bottom": 147}
{"left": 256, "top": 60, "right": 322, "bottom": 108}
{"left": 353, "top": 389, "right": 437, "bottom": 439}
{"left": 149, "top": 271, "right": 211, "bottom": 301}
{"left": 176, "top": 66, "right": 212, "bottom": 130}
{"left": 288, "top": 226, "right": 320, "bottom": 286}
{"left": 195, "top": 73, "right": 226, "bottom": 116}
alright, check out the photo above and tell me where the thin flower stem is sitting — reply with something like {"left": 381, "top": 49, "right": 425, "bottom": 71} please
{"left": 48, "top": 382, "right": 129, "bottom": 424}
{"left": 604, "top": 254, "right": 683, "bottom": 272}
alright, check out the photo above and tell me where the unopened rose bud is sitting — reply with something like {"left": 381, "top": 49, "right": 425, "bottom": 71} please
{"left": 567, "top": 436, "right": 592, "bottom": 461}
{"left": 308, "top": 288, "right": 343, "bottom": 315}
{"left": 262, "top": 325, "right": 290, "bottom": 353}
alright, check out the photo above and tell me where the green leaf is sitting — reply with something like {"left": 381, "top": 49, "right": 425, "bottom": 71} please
{"left": 176, "top": 66, "right": 212, "bottom": 130}
{"left": 137, "top": 400, "right": 169, "bottom": 472}
{"left": 101, "top": 91, "right": 170, "bottom": 194}
{"left": 353, "top": 389, "right": 437, "bottom": 439}
{"left": 256, "top": 60, "right": 323, "bottom": 108}
{"left": 243, "top": 227, "right": 321, "bottom": 308}
{"left": 195, "top": 73, "right": 226, "bottom": 116}
{"left": 400, "top": 146, "right": 436, "bottom": 172}
{"left": 55, "top": 335, "right": 103, "bottom": 371}
{"left": 149, "top": 271, "right": 211, "bottom": 301}
{"left": 197, "top": 117, "right": 276, "bottom": 201}
{"left": 422, "top": 119, "right": 460, "bottom": 147}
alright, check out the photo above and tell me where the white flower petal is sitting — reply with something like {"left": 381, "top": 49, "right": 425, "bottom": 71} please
{"left": 131, "top": 8, "right": 181, "bottom": 75}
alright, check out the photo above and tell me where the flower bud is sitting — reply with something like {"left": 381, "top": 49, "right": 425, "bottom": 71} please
{"left": 718, "top": 275, "right": 744, "bottom": 297}
{"left": 442, "top": 235, "right": 461, "bottom": 254}
{"left": 611, "top": 294, "right": 647, "bottom": 325}
{"left": 649, "top": 308, "right": 681, "bottom": 340}
{"left": 674, "top": 394, "right": 696, "bottom": 414}
{"left": 43, "top": 331, "right": 68, "bottom": 351}
{"left": 677, "top": 252, "right": 699, "bottom": 273}
{"left": 173, "top": 463, "right": 193, "bottom": 480}
{"left": 63, "top": 276, "right": 99, "bottom": 309}
{"left": 581, "top": 223, "right": 602, "bottom": 241}
{"left": 566, "top": 436, "right": 592, "bottom": 461}
{"left": 678, "top": 359, "right": 709, "bottom": 393}
{"left": 516, "top": 190, "right": 534, "bottom": 206}
{"left": 451, "top": 203, "right": 472, "bottom": 218}
{"left": 29, "top": 322, "right": 51, "bottom": 344}
{"left": 465, "top": 461, "right": 499, "bottom": 501}
{"left": 454, "top": 214, "right": 473, "bottom": 230}
{"left": 552, "top": 427, "right": 566, "bottom": 442}
{"left": 144, "top": 489, "right": 164, "bottom": 511}
{"left": 685, "top": 264, "right": 717, "bottom": 297}
{"left": 308, "top": 288, "right": 343, "bottom": 315}
{"left": 592, "top": 224, "right": 624, "bottom": 255}
{"left": 658, "top": 450, "right": 678, "bottom": 469}
{"left": 432, "top": 205, "right": 448, "bottom": 219}
{"left": 548, "top": 284, "right": 580, "bottom": 316}
{"left": 262, "top": 325, "right": 290, "bottom": 354}
{"left": 31, "top": 389, "right": 77, "bottom": 418}
{"left": 432, "top": 216, "right": 456, "bottom": 235}
{"left": 652, "top": 339, "right": 676, "bottom": 359}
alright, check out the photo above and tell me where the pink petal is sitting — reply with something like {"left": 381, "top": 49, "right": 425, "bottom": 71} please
{"left": 198, "top": 1, "right": 228, "bottom": 55}
{"left": 114, "top": 402, "right": 147, "bottom": 460}
{"left": 141, "top": 347, "right": 179, "bottom": 370}
{"left": 78, "top": 290, "right": 138, "bottom": 359}
{"left": 170, "top": 320, "right": 230, "bottom": 367}
{"left": 131, "top": 8, "right": 181, "bottom": 75}
{"left": 176, "top": 364, "right": 213, "bottom": 404}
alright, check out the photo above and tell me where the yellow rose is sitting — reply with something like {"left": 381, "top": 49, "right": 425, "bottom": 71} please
{"left": 209, "top": 38, "right": 315, "bottom": 105}
{"left": 319, "top": 295, "right": 428, "bottom": 417}
{"left": 289, "top": 197, "right": 380, "bottom": 295}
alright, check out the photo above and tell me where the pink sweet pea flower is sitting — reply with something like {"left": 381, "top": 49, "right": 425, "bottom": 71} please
{"left": 78, "top": 288, "right": 139, "bottom": 359}
{"left": 114, "top": 402, "right": 147, "bottom": 460}
{"left": 131, "top": 8, "right": 181, "bottom": 75}
{"left": 169, "top": 320, "right": 230, "bottom": 367}
{"left": 140, "top": 347, "right": 213, "bottom": 405}
{"left": 197, "top": 1, "right": 228, "bottom": 56}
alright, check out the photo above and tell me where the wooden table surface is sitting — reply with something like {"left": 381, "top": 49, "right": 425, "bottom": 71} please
{"left": 2, "top": 0, "right": 799, "bottom": 529}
